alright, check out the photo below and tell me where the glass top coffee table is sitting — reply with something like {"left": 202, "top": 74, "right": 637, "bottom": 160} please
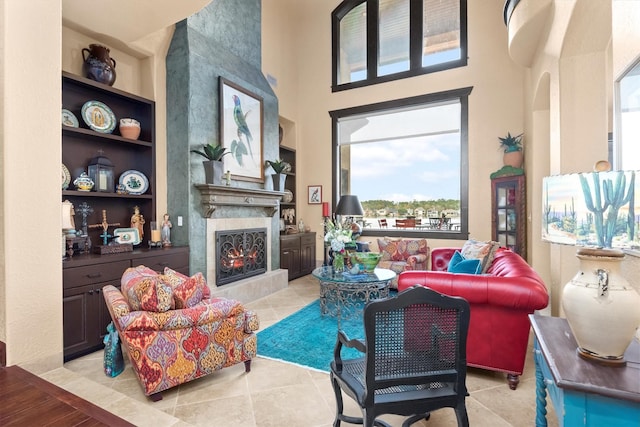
{"left": 311, "top": 266, "right": 396, "bottom": 326}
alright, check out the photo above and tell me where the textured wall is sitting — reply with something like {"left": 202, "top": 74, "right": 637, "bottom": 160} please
{"left": 166, "top": 0, "right": 280, "bottom": 275}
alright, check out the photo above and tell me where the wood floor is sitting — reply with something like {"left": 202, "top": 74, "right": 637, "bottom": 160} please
{"left": 0, "top": 365, "right": 133, "bottom": 427}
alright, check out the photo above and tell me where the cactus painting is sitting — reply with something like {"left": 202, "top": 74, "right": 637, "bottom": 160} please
{"left": 542, "top": 171, "right": 638, "bottom": 248}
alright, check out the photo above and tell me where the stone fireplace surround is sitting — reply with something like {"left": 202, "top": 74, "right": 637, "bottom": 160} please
{"left": 198, "top": 185, "right": 288, "bottom": 302}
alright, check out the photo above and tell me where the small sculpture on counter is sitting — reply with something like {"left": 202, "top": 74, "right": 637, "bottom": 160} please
{"left": 161, "top": 213, "right": 172, "bottom": 247}
{"left": 130, "top": 206, "right": 145, "bottom": 239}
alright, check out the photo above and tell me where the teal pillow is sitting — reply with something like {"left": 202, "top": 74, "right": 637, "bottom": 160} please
{"left": 447, "top": 250, "right": 482, "bottom": 274}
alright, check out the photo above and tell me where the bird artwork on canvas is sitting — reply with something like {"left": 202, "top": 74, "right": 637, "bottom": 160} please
{"left": 228, "top": 94, "right": 255, "bottom": 167}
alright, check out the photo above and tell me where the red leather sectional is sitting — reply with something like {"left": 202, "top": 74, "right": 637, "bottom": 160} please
{"left": 398, "top": 247, "right": 549, "bottom": 390}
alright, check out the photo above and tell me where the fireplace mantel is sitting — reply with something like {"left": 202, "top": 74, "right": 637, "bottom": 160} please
{"left": 195, "top": 184, "right": 283, "bottom": 217}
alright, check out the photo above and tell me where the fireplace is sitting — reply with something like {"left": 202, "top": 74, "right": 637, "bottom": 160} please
{"left": 216, "top": 228, "right": 267, "bottom": 286}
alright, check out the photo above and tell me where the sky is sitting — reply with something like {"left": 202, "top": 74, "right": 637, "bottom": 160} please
{"left": 340, "top": 102, "right": 461, "bottom": 203}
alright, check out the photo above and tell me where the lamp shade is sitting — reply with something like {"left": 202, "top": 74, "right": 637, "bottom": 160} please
{"left": 335, "top": 195, "right": 364, "bottom": 216}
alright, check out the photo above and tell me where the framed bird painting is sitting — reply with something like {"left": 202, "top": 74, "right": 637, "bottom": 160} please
{"left": 219, "top": 77, "right": 264, "bottom": 182}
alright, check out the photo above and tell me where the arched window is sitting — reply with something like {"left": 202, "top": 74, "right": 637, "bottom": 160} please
{"left": 332, "top": 0, "right": 467, "bottom": 91}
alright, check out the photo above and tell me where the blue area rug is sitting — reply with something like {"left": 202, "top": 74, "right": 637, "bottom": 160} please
{"left": 257, "top": 299, "right": 366, "bottom": 372}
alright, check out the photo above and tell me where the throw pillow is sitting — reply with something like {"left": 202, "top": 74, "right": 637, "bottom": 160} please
{"left": 378, "top": 239, "right": 403, "bottom": 261}
{"left": 125, "top": 276, "right": 174, "bottom": 312}
{"left": 461, "top": 239, "right": 500, "bottom": 273}
{"left": 121, "top": 265, "right": 175, "bottom": 312}
{"left": 163, "top": 268, "right": 210, "bottom": 308}
{"left": 447, "top": 250, "right": 482, "bottom": 274}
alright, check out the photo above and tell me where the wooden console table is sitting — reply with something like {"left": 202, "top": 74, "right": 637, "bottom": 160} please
{"left": 529, "top": 314, "right": 640, "bottom": 427}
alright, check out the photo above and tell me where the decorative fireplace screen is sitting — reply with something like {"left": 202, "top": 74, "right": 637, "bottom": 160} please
{"left": 215, "top": 228, "right": 267, "bottom": 286}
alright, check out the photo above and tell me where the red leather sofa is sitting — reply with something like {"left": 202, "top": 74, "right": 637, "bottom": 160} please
{"left": 397, "top": 247, "right": 549, "bottom": 390}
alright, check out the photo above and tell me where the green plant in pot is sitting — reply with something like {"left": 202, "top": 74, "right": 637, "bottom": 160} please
{"left": 265, "top": 159, "right": 291, "bottom": 191}
{"left": 499, "top": 132, "right": 523, "bottom": 168}
{"left": 191, "top": 142, "right": 229, "bottom": 185}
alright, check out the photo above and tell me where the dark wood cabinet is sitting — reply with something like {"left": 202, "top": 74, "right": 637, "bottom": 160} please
{"left": 63, "top": 246, "right": 189, "bottom": 361}
{"left": 491, "top": 175, "right": 526, "bottom": 260}
{"left": 280, "top": 232, "right": 316, "bottom": 280}
{"left": 61, "top": 72, "right": 193, "bottom": 361}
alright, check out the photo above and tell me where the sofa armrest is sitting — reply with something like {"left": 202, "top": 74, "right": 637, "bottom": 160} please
{"left": 102, "top": 285, "right": 131, "bottom": 319}
{"left": 406, "top": 253, "right": 428, "bottom": 269}
{"left": 398, "top": 270, "right": 549, "bottom": 311}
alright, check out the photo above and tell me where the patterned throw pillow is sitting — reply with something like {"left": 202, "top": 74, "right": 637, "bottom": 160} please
{"left": 121, "top": 266, "right": 174, "bottom": 313}
{"left": 378, "top": 239, "right": 403, "bottom": 261}
{"left": 163, "top": 267, "right": 210, "bottom": 309}
{"left": 378, "top": 238, "right": 428, "bottom": 262}
{"left": 460, "top": 239, "right": 500, "bottom": 273}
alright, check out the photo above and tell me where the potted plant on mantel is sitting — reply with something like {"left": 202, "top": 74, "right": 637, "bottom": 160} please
{"left": 499, "top": 132, "right": 523, "bottom": 168}
{"left": 265, "top": 158, "right": 291, "bottom": 192}
{"left": 191, "top": 142, "right": 229, "bottom": 185}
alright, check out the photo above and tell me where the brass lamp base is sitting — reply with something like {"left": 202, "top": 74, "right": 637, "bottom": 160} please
{"left": 576, "top": 347, "right": 627, "bottom": 367}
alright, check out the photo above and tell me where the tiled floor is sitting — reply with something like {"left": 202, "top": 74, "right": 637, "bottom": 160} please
{"left": 41, "top": 275, "right": 558, "bottom": 427}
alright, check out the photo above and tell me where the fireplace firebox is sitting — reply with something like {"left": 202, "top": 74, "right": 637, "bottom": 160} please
{"left": 216, "top": 228, "right": 267, "bottom": 286}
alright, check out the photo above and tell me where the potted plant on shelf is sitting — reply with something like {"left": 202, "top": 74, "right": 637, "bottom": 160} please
{"left": 191, "top": 142, "right": 230, "bottom": 185}
{"left": 265, "top": 158, "right": 291, "bottom": 191}
{"left": 499, "top": 132, "right": 523, "bottom": 168}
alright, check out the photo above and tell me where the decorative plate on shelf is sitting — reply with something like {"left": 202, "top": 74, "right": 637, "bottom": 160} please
{"left": 62, "top": 108, "right": 79, "bottom": 128}
{"left": 119, "top": 170, "right": 149, "bottom": 195}
{"left": 62, "top": 163, "right": 71, "bottom": 190}
{"left": 81, "top": 100, "right": 116, "bottom": 133}
{"left": 113, "top": 228, "right": 141, "bottom": 245}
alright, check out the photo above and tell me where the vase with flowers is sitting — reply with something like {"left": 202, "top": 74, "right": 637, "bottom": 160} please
{"left": 324, "top": 218, "right": 354, "bottom": 273}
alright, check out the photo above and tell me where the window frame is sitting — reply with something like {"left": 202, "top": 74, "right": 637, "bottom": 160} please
{"left": 329, "top": 86, "right": 473, "bottom": 240}
{"left": 331, "top": 0, "right": 468, "bottom": 92}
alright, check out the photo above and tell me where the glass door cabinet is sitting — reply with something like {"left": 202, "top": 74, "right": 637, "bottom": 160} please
{"left": 491, "top": 175, "right": 526, "bottom": 260}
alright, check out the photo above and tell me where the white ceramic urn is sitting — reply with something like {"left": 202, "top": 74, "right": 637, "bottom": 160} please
{"left": 562, "top": 247, "right": 640, "bottom": 363}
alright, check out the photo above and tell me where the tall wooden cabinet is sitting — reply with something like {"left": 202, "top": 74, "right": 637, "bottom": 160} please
{"left": 62, "top": 72, "right": 190, "bottom": 361}
{"left": 491, "top": 174, "right": 526, "bottom": 259}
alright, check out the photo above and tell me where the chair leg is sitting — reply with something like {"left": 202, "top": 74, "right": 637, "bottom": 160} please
{"left": 401, "top": 413, "right": 431, "bottom": 427}
{"left": 149, "top": 392, "right": 163, "bottom": 402}
{"left": 454, "top": 404, "right": 469, "bottom": 427}
{"left": 244, "top": 360, "right": 251, "bottom": 372}
{"left": 330, "top": 372, "right": 343, "bottom": 427}
{"left": 507, "top": 373, "right": 519, "bottom": 390}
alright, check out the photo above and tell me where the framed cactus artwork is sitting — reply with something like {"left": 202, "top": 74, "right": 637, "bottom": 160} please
{"left": 542, "top": 170, "right": 638, "bottom": 248}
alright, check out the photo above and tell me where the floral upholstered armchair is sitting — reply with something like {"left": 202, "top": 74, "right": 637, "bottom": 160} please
{"left": 103, "top": 265, "right": 259, "bottom": 400}
{"left": 376, "top": 237, "right": 429, "bottom": 288}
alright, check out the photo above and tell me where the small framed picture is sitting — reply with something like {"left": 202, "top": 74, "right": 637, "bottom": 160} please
{"left": 308, "top": 185, "right": 322, "bottom": 204}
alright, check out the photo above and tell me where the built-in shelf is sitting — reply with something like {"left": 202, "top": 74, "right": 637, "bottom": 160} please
{"left": 195, "top": 184, "right": 284, "bottom": 217}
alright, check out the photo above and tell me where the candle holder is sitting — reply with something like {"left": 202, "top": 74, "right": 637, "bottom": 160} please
{"left": 148, "top": 221, "right": 163, "bottom": 248}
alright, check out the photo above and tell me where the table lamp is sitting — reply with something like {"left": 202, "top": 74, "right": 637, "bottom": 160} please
{"left": 543, "top": 168, "right": 640, "bottom": 365}
{"left": 335, "top": 195, "right": 364, "bottom": 218}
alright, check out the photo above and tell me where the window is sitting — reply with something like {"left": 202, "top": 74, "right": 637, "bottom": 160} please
{"left": 332, "top": 0, "right": 468, "bottom": 91}
{"left": 329, "top": 87, "right": 472, "bottom": 239}
{"left": 615, "top": 56, "right": 640, "bottom": 170}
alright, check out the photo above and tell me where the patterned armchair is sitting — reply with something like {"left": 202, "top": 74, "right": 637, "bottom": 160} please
{"left": 102, "top": 265, "right": 259, "bottom": 400}
{"left": 376, "top": 237, "right": 429, "bottom": 288}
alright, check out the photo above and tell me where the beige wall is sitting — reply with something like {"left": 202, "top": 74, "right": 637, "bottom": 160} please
{"left": 1, "top": 1, "right": 63, "bottom": 371}
{"left": 262, "top": 0, "right": 527, "bottom": 256}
